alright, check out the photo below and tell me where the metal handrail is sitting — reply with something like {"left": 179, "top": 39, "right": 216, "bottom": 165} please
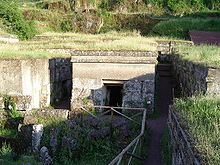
{"left": 108, "top": 108, "right": 146, "bottom": 165}
{"left": 77, "top": 105, "right": 147, "bottom": 165}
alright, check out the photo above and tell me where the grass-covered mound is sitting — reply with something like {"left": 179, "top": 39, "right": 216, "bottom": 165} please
{"left": 174, "top": 96, "right": 220, "bottom": 165}
{"left": 0, "top": 31, "right": 157, "bottom": 59}
{"left": 150, "top": 17, "right": 220, "bottom": 40}
{"left": 175, "top": 45, "right": 220, "bottom": 68}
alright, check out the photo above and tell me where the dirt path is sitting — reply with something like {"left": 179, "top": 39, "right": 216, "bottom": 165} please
{"left": 144, "top": 64, "right": 172, "bottom": 165}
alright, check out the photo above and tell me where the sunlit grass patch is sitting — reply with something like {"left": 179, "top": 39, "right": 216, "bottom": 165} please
{"left": 0, "top": 31, "right": 158, "bottom": 58}
{"left": 174, "top": 96, "right": 220, "bottom": 165}
{"left": 24, "top": 31, "right": 157, "bottom": 51}
{"left": 0, "top": 46, "right": 70, "bottom": 59}
{"left": 175, "top": 45, "right": 220, "bottom": 68}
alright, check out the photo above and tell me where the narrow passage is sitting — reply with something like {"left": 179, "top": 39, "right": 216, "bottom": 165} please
{"left": 144, "top": 64, "right": 172, "bottom": 165}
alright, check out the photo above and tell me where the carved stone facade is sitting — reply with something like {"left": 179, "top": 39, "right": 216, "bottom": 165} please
{"left": 70, "top": 50, "right": 157, "bottom": 110}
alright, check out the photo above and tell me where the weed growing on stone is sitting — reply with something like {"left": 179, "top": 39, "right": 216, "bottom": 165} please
{"left": 174, "top": 95, "right": 220, "bottom": 165}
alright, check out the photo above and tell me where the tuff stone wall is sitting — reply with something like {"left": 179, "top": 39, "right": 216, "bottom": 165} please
{"left": 168, "top": 105, "right": 200, "bottom": 165}
{"left": 71, "top": 50, "right": 157, "bottom": 110}
{"left": 49, "top": 58, "right": 72, "bottom": 105}
{"left": 171, "top": 54, "right": 220, "bottom": 97}
{"left": 156, "top": 40, "right": 193, "bottom": 54}
{"left": 0, "top": 59, "right": 50, "bottom": 109}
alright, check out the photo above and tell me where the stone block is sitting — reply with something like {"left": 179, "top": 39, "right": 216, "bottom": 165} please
{"left": 23, "top": 115, "right": 38, "bottom": 125}
{"left": 32, "top": 124, "right": 43, "bottom": 153}
{"left": 31, "top": 109, "right": 69, "bottom": 119}
{"left": 11, "top": 95, "right": 32, "bottom": 111}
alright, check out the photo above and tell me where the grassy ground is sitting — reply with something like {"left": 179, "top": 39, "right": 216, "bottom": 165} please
{"left": 24, "top": 31, "right": 157, "bottom": 51}
{"left": 0, "top": 31, "right": 159, "bottom": 59}
{"left": 175, "top": 45, "right": 220, "bottom": 68}
{"left": 150, "top": 17, "right": 220, "bottom": 40}
{"left": 174, "top": 96, "right": 220, "bottom": 165}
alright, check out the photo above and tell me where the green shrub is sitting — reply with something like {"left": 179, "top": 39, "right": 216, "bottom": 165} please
{"left": 150, "top": 17, "right": 220, "bottom": 39}
{"left": 0, "top": 143, "right": 12, "bottom": 161}
{"left": 0, "top": 0, "right": 37, "bottom": 40}
{"left": 4, "top": 96, "right": 22, "bottom": 118}
{"left": 184, "top": 10, "right": 220, "bottom": 18}
{"left": 146, "top": 0, "right": 219, "bottom": 15}
{"left": 60, "top": 20, "right": 73, "bottom": 32}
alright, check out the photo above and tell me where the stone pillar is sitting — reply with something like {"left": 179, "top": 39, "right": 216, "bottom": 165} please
{"left": 32, "top": 124, "right": 43, "bottom": 153}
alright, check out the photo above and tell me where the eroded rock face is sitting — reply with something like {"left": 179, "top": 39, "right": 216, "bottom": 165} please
{"left": 72, "top": 13, "right": 103, "bottom": 33}
{"left": 40, "top": 146, "right": 53, "bottom": 165}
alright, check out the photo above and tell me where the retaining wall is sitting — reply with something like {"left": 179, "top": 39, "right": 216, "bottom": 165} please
{"left": 171, "top": 54, "right": 220, "bottom": 97}
{"left": 0, "top": 59, "right": 50, "bottom": 109}
{"left": 168, "top": 105, "right": 200, "bottom": 165}
{"left": 0, "top": 58, "right": 72, "bottom": 110}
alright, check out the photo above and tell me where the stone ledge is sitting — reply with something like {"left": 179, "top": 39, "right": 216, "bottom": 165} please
{"left": 30, "top": 109, "right": 69, "bottom": 119}
{"left": 71, "top": 56, "right": 157, "bottom": 64}
{"left": 70, "top": 50, "right": 158, "bottom": 57}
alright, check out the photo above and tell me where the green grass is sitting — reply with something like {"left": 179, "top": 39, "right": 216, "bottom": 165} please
{"left": 0, "top": 31, "right": 158, "bottom": 59}
{"left": 150, "top": 17, "right": 220, "bottom": 40}
{"left": 0, "top": 46, "right": 70, "bottom": 59}
{"left": 175, "top": 44, "right": 220, "bottom": 68}
{"left": 0, "top": 128, "right": 18, "bottom": 138}
{"left": 184, "top": 10, "right": 220, "bottom": 18}
{"left": 174, "top": 96, "right": 220, "bottom": 165}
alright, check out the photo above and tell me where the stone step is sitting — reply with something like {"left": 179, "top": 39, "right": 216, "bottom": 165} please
{"left": 158, "top": 71, "right": 172, "bottom": 77}
{"left": 157, "top": 64, "right": 172, "bottom": 71}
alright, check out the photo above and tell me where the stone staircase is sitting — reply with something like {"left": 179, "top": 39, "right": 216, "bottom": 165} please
{"left": 156, "top": 64, "right": 172, "bottom": 77}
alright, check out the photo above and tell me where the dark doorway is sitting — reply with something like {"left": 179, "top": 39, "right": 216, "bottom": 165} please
{"left": 106, "top": 85, "right": 123, "bottom": 107}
